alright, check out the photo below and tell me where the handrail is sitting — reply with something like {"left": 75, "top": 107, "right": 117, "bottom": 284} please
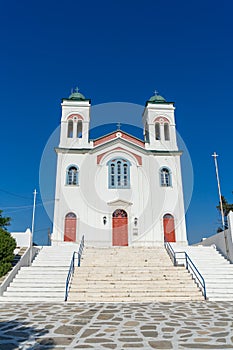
{"left": 64, "top": 251, "right": 76, "bottom": 301}
{"left": 164, "top": 241, "right": 207, "bottom": 300}
{"left": 164, "top": 241, "right": 184, "bottom": 266}
{"left": 185, "top": 253, "right": 207, "bottom": 300}
{"left": 78, "top": 235, "right": 85, "bottom": 267}
{"left": 164, "top": 241, "right": 178, "bottom": 266}
{"left": 64, "top": 235, "right": 85, "bottom": 301}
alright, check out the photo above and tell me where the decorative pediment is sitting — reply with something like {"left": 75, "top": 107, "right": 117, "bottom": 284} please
{"left": 107, "top": 199, "right": 133, "bottom": 207}
{"left": 94, "top": 131, "right": 144, "bottom": 148}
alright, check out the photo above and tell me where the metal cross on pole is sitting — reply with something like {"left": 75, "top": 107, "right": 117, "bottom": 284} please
{"left": 117, "top": 122, "right": 121, "bottom": 130}
{"left": 30, "top": 189, "right": 37, "bottom": 265}
{"left": 212, "top": 152, "right": 229, "bottom": 258}
{"left": 212, "top": 152, "right": 225, "bottom": 230}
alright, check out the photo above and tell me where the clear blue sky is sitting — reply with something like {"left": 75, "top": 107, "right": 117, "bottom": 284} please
{"left": 1, "top": 0, "right": 233, "bottom": 245}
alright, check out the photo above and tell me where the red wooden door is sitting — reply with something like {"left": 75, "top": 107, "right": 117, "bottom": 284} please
{"left": 64, "top": 213, "right": 77, "bottom": 242}
{"left": 163, "top": 214, "right": 176, "bottom": 242}
{"left": 112, "top": 209, "right": 128, "bottom": 246}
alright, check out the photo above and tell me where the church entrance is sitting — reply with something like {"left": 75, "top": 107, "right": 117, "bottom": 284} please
{"left": 112, "top": 209, "right": 128, "bottom": 246}
{"left": 163, "top": 214, "right": 176, "bottom": 242}
{"left": 64, "top": 212, "right": 77, "bottom": 242}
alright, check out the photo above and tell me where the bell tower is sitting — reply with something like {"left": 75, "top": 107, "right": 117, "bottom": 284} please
{"left": 59, "top": 88, "right": 92, "bottom": 149}
{"left": 142, "top": 92, "right": 178, "bottom": 151}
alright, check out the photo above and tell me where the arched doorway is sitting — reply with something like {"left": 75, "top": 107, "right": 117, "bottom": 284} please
{"left": 163, "top": 214, "right": 176, "bottom": 242}
{"left": 112, "top": 209, "right": 128, "bottom": 246}
{"left": 64, "top": 212, "right": 77, "bottom": 242}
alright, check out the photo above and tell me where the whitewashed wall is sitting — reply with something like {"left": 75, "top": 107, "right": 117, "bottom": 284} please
{"left": 10, "top": 228, "right": 31, "bottom": 247}
{"left": 197, "top": 211, "right": 233, "bottom": 262}
{"left": 52, "top": 143, "right": 187, "bottom": 246}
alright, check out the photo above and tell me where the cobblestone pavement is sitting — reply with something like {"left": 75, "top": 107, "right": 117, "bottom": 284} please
{"left": 0, "top": 302, "right": 233, "bottom": 349}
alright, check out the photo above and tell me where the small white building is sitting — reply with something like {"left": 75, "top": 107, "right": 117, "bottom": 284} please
{"left": 52, "top": 90, "right": 187, "bottom": 247}
{"left": 10, "top": 228, "right": 31, "bottom": 247}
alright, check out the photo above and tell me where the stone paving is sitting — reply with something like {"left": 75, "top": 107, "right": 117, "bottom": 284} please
{"left": 0, "top": 302, "right": 233, "bottom": 349}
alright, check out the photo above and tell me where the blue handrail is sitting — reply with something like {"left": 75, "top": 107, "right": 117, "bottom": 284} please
{"left": 78, "top": 235, "right": 85, "bottom": 267}
{"left": 64, "top": 251, "right": 77, "bottom": 301}
{"left": 164, "top": 241, "right": 177, "bottom": 266}
{"left": 64, "top": 235, "right": 85, "bottom": 301}
{"left": 164, "top": 241, "right": 207, "bottom": 300}
{"left": 185, "top": 252, "right": 207, "bottom": 300}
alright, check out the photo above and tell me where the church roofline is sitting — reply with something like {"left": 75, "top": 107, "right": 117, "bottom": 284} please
{"left": 55, "top": 144, "right": 183, "bottom": 156}
{"left": 91, "top": 129, "right": 144, "bottom": 144}
{"left": 145, "top": 101, "right": 175, "bottom": 107}
{"left": 61, "top": 98, "right": 91, "bottom": 103}
{"left": 92, "top": 130, "right": 145, "bottom": 149}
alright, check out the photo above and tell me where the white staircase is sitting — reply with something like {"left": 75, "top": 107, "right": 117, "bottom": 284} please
{"left": 68, "top": 247, "right": 204, "bottom": 302}
{"left": 0, "top": 245, "right": 77, "bottom": 302}
{"left": 172, "top": 244, "right": 233, "bottom": 301}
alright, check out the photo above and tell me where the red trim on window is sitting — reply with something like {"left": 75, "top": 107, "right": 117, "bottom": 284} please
{"left": 154, "top": 116, "right": 170, "bottom": 124}
{"left": 67, "top": 114, "right": 84, "bottom": 120}
{"left": 97, "top": 147, "right": 142, "bottom": 165}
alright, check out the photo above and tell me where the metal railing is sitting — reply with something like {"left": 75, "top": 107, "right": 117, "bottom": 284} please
{"left": 78, "top": 235, "right": 85, "bottom": 267}
{"left": 164, "top": 241, "right": 180, "bottom": 266}
{"left": 64, "top": 235, "right": 85, "bottom": 301}
{"left": 185, "top": 252, "right": 207, "bottom": 300}
{"left": 164, "top": 241, "right": 207, "bottom": 300}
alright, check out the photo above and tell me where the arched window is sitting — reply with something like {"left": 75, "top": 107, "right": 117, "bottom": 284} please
{"left": 155, "top": 123, "right": 160, "bottom": 140}
{"left": 77, "top": 120, "right": 82, "bottom": 138}
{"left": 164, "top": 123, "right": 170, "bottom": 141}
{"left": 108, "top": 158, "right": 131, "bottom": 189}
{"left": 67, "top": 120, "right": 73, "bottom": 138}
{"left": 66, "top": 165, "right": 79, "bottom": 185}
{"left": 160, "top": 167, "right": 171, "bottom": 187}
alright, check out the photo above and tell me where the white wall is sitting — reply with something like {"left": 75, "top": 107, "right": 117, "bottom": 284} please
{"left": 197, "top": 211, "right": 233, "bottom": 262}
{"left": 52, "top": 140, "right": 187, "bottom": 246}
{"left": 11, "top": 228, "right": 31, "bottom": 247}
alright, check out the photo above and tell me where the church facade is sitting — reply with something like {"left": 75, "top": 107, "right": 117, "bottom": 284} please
{"left": 52, "top": 90, "right": 187, "bottom": 246}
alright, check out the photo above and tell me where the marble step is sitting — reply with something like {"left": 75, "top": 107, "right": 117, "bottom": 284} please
{"left": 73, "top": 272, "right": 193, "bottom": 279}
{"left": 68, "top": 295, "right": 204, "bottom": 302}
{"left": 70, "top": 287, "right": 201, "bottom": 293}
{"left": 73, "top": 280, "right": 194, "bottom": 286}
{"left": 20, "top": 266, "right": 69, "bottom": 271}
{"left": 69, "top": 290, "right": 202, "bottom": 297}
{"left": 208, "top": 296, "right": 233, "bottom": 301}
{"left": 7, "top": 279, "right": 66, "bottom": 290}
{"left": 4, "top": 291, "right": 65, "bottom": 297}
{"left": 17, "top": 270, "right": 68, "bottom": 276}
{"left": 15, "top": 276, "right": 67, "bottom": 281}
{"left": 6, "top": 286, "right": 65, "bottom": 292}
{"left": 0, "top": 297, "right": 64, "bottom": 302}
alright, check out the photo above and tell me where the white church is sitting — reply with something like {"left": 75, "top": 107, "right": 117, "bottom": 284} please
{"left": 52, "top": 89, "right": 187, "bottom": 247}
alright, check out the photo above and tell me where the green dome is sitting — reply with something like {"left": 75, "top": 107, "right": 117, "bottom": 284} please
{"left": 69, "top": 87, "right": 85, "bottom": 100}
{"left": 148, "top": 93, "right": 166, "bottom": 103}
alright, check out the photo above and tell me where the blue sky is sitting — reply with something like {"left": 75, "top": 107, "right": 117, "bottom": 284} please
{"left": 1, "top": 0, "right": 233, "bottom": 245}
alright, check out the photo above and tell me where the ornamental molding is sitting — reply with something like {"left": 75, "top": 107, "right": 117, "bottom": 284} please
{"left": 67, "top": 113, "right": 84, "bottom": 121}
{"left": 97, "top": 147, "right": 142, "bottom": 165}
{"left": 107, "top": 199, "right": 133, "bottom": 207}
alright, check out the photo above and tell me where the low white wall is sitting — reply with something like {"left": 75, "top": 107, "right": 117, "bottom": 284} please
{"left": 197, "top": 211, "right": 233, "bottom": 263}
{"left": 0, "top": 246, "right": 40, "bottom": 296}
{"left": 11, "top": 228, "right": 31, "bottom": 247}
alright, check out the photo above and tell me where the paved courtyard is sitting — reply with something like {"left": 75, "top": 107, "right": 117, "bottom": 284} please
{"left": 0, "top": 302, "right": 233, "bottom": 349}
